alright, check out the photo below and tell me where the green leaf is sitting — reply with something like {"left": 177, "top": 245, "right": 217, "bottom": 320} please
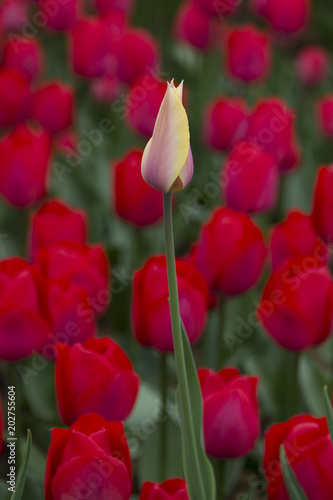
{"left": 176, "top": 322, "right": 216, "bottom": 500}
{"left": 11, "top": 430, "right": 32, "bottom": 500}
{"left": 279, "top": 445, "right": 309, "bottom": 500}
{"left": 323, "top": 386, "right": 333, "bottom": 446}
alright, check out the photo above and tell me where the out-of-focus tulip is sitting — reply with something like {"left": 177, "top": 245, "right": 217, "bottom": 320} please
{"left": 70, "top": 17, "right": 116, "bottom": 78}
{"left": 174, "top": 2, "right": 220, "bottom": 51}
{"left": 113, "top": 149, "right": 163, "bottom": 226}
{"left": 114, "top": 29, "right": 159, "bottom": 84}
{"left": 0, "top": 0, "right": 29, "bottom": 32}
{"left": 56, "top": 337, "right": 139, "bottom": 424}
{"left": 91, "top": 75, "right": 123, "bottom": 103}
{"left": 265, "top": 0, "right": 310, "bottom": 35}
{"left": 203, "top": 96, "right": 249, "bottom": 151}
{"left": 317, "top": 95, "right": 333, "bottom": 139}
{"left": 271, "top": 210, "right": 328, "bottom": 271}
{"left": 264, "top": 415, "right": 333, "bottom": 500}
{"left": 29, "top": 199, "right": 87, "bottom": 262}
{"left": 192, "top": 207, "right": 266, "bottom": 296}
{"left": 132, "top": 256, "right": 209, "bottom": 352}
{"left": 0, "top": 258, "right": 52, "bottom": 361}
{"left": 311, "top": 165, "right": 333, "bottom": 243}
{"left": 193, "top": 0, "right": 239, "bottom": 18}
{"left": 296, "top": 46, "right": 329, "bottom": 86}
{"left": 127, "top": 73, "right": 167, "bottom": 137}
{"left": 0, "top": 68, "right": 31, "bottom": 127}
{"left": 37, "top": 0, "right": 79, "bottom": 31}
{"left": 141, "top": 80, "right": 193, "bottom": 192}
{"left": 199, "top": 367, "right": 260, "bottom": 458}
{"left": 95, "top": 0, "right": 133, "bottom": 14}
{"left": 0, "top": 124, "right": 51, "bottom": 207}
{"left": 248, "top": 98, "right": 300, "bottom": 172}
{"left": 36, "top": 242, "right": 109, "bottom": 315}
{"left": 251, "top": 0, "right": 269, "bottom": 16}
{"left": 226, "top": 25, "right": 271, "bottom": 83}
{"left": 2, "top": 37, "right": 44, "bottom": 80}
{"left": 258, "top": 258, "right": 333, "bottom": 350}
{"left": 222, "top": 140, "right": 279, "bottom": 213}
{"left": 45, "top": 414, "right": 132, "bottom": 500}
{"left": 140, "top": 479, "right": 189, "bottom": 499}
{"left": 30, "top": 82, "right": 74, "bottom": 134}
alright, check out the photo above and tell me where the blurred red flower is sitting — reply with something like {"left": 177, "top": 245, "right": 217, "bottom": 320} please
{"left": 1, "top": 36, "right": 44, "bottom": 80}
{"left": 296, "top": 46, "right": 329, "bottom": 86}
{"left": 0, "top": 68, "right": 31, "bottom": 127}
{"left": 140, "top": 478, "right": 189, "bottom": 499}
{"left": 311, "top": 165, "right": 333, "bottom": 243}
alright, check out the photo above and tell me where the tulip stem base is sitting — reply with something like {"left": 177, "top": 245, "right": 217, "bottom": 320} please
{"left": 214, "top": 459, "right": 224, "bottom": 500}
{"left": 163, "top": 192, "right": 207, "bottom": 500}
{"left": 160, "top": 353, "right": 168, "bottom": 481}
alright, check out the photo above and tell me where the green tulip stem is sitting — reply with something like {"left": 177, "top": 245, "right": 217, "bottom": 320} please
{"left": 214, "top": 459, "right": 225, "bottom": 500}
{"left": 163, "top": 192, "right": 206, "bottom": 500}
{"left": 160, "top": 353, "right": 168, "bottom": 481}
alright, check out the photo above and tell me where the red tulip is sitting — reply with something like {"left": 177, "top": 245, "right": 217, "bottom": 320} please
{"left": 199, "top": 367, "right": 260, "bottom": 458}
{"left": 258, "top": 258, "right": 333, "bottom": 350}
{"left": 37, "top": 0, "right": 79, "bottom": 31}
{"left": 317, "top": 95, "right": 333, "bottom": 139}
{"left": 0, "top": 68, "right": 31, "bottom": 127}
{"left": 29, "top": 199, "right": 87, "bottom": 262}
{"left": 251, "top": 0, "right": 269, "bottom": 16}
{"left": 36, "top": 242, "right": 109, "bottom": 315}
{"left": 70, "top": 17, "right": 116, "bottom": 78}
{"left": 1, "top": 36, "right": 44, "bottom": 80}
{"left": 311, "top": 166, "right": 333, "bottom": 244}
{"left": 193, "top": 0, "right": 240, "bottom": 18}
{"left": 127, "top": 74, "right": 168, "bottom": 137}
{"left": 248, "top": 98, "right": 300, "bottom": 172}
{"left": 222, "top": 140, "right": 279, "bottom": 213}
{"left": 45, "top": 414, "right": 132, "bottom": 500}
{"left": 114, "top": 29, "right": 159, "bottom": 84}
{"left": 0, "top": 124, "right": 51, "bottom": 207}
{"left": 193, "top": 207, "right": 266, "bottom": 296}
{"left": 132, "top": 256, "right": 209, "bottom": 352}
{"left": 296, "top": 46, "right": 329, "bottom": 86}
{"left": 91, "top": 75, "right": 123, "bottom": 103}
{"left": 140, "top": 479, "right": 189, "bottom": 499}
{"left": 174, "top": 2, "right": 220, "bottom": 51}
{"left": 0, "top": 0, "right": 29, "bottom": 32}
{"left": 226, "top": 25, "right": 271, "bottom": 83}
{"left": 112, "top": 149, "right": 163, "bottom": 227}
{"left": 264, "top": 415, "right": 333, "bottom": 500}
{"left": 265, "top": 0, "right": 310, "bottom": 34}
{"left": 95, "top": 0, "right": 133, "bottom": 14}
{"left": 30, "top": 81, "right": 74, "bottom": 134}
{"left": 0, "top": 258, "right": 52, "bottom": 361}
{"left": 203, "top": 96, "right": 249, "bottom": 151}
{"left": 56, "top": 337, "right": 139, "bottom": 424}
{"left": 271, "top": 210, "right": 328, "bottom": 271}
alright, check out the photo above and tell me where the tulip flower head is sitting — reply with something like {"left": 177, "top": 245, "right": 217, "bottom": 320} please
{"left": 141, "top": 79, "right": 193, "bottom": 192}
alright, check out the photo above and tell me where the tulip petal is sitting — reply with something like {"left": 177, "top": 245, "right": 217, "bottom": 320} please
{"left": 141, "top": 81, "right": 190, "bottom": 192}
{"left": 178, "top": 147, "right": 194, "bottom": 190}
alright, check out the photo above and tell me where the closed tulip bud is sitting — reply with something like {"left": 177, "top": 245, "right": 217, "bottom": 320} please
{"left": 222, "top": 140, "right": 279, "bottom": 213}
{"left": 193, "top": 0, "right": 239, "bottom": 18}
{"left": 0, "top": 258, "right": 52, "bottom": 361}
{"left": 248, "top": 98, "right": 300, "bottom": 172}
{"left": 140, "top": 479, "right": 189, "bottom": 499}
{"left": 317, "top": 95, "right": 333, "bottom": 139}
{"left": 45, "top": 414, "right": 132, "bottom": 500}
{"left": 174, "top": 2, "right": 220, "bottom": 51}
{"left": 311, "top": 165, "right": 333, "bottom": 243}
{"left": 37, "top": 0, "right": 79, "bottom": 31}
{"left": 127, "top": 74, "right": 167, "bottom": 137}
{"left": 132, "top": 256, "right": 209, "bottom": 352}
{"left": 29, "top": 199, "right": 87, "bottom": 262}
{"left": 203, "top": 96, "right": 249, "bottom": 151}
{"left": 199, "top": 367, "right": 260, "bottom": 458}
{"left": 0, "top": 68, "right": 31, "bottom": 127}
{"left": 0, "top": 124, "right": 51, "bottom": 208}
{"left": 1, "top": 36, "right": 44, "bottom": 80}
{"left": 296, "top": 46, "right": 329, "bottom": 86}
{"left": 95, "top": 0, "right": 133, "bottom": 14}
{"left": 56, "top": 337, "right": 139, "bottom": 424}
{"left": 265, "top": 0, "right": 310, "bottom": 34}
{"left": 141, "top": 80, "right": 193, "bottom": 192}
{"left": 114, "top": 29, "right": 159, "bottom": 84}
{"left": 258, "top": 258, "right": 333, "bottom": 350}
{"left": 193, "top": 207, "right": 266, "bottom": 296}
{"left": 113, "top": 149, "right": 164, "bottom": 227}
{"left": 0, "top": 0, "right": 29, "bottom": 32}
{"left": 271, "top": 210, "right": 328, "bottom": 271}
{"left": 91, "top": 75, "right": 123, "bottom": 103}
{"left": 264, "top": 415, "right": 333, "bottom": 500}
{"left": 226, "top": 25, "right": 271, "bottom": 83}
{"left": 30, "top": 82, "right": 74, "bottom": 135}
